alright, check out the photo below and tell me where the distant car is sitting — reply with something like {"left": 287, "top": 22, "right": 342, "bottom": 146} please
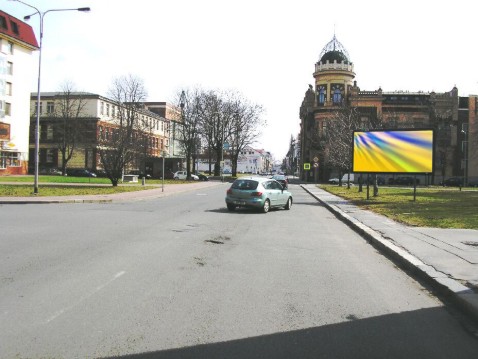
{"left": 468, "top": 179, "right": 478, "bottom": 187}
{"left": 128, "top": 170, "right": 151, "bottom": 179}
{"left": 194, "top": 172, "right": 209, "bottom": 181}
{"left": 389, "top": 176, "right": 419, "bottom": 186}
{"left": 66, "top": 168, "right": 97, "bottom": 177}
{"left": 39, "top": 167, "right": 64, "bottom": 176}
{"left": 223, "top": 169, "right": 232, "bottom": 174}
{"left": 173, "top": 171, "right": 199, "bottom": 180}
{"left": 272, "top": 174, "right": 288, "bottom": 189}
{"left": 440, "top": 177, "right": 463, "bottom": 187}
{"left": 328, "top": 173, "right": 355, "bottom": 185}
{"left": 225, "top": 177, "right": 293, "bottom": 213}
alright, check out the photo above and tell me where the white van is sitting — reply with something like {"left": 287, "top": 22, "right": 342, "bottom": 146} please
{"left": 328, "top": 173, "right": 355, "bottom": 184}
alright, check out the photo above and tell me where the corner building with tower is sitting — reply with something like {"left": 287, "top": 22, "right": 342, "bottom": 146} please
{"left": 299, "top": 35, "right": 477, "bottom": 185}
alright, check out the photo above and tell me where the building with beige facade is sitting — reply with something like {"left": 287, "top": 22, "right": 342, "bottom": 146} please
{"left": 29, "top": 93, "right": 184, "bottom": 178}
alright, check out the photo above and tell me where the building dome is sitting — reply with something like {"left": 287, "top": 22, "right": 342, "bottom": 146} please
{"left": 319, "top": 35, "right": 351, "bottom": 64}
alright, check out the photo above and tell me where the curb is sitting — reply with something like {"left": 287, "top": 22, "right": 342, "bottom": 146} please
{"left": 301, "top": 184, "right": 478, "bottom": 324}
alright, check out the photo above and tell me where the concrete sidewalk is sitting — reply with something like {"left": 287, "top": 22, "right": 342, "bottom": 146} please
{"left": 301, "top": 184, "right": 478, "bottom": 323}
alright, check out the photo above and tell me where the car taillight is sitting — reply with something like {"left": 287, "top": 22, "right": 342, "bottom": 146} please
{"left": 251, "top": 191, "right": 263, "bottom": 197}
{"left": 227, "top": 188, "right": 232, "bottom": 195}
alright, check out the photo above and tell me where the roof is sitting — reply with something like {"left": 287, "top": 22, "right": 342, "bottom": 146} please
{"left": 318, "top": 35, "right": 351, "bottom": 64}
{"left": 0, "top": 10, "right": 39, "bottom": 49}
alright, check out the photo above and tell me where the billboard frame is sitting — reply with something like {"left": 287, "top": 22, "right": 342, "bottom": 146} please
{"left": 352, "top": 128, "right": 435, "bottom": 175}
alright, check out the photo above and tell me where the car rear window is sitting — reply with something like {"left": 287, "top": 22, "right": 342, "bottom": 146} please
{"left": 231, "top": 180, "right": 259, "bottom": 190}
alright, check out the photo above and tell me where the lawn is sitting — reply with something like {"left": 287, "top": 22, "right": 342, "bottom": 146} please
{"left": 0, "top": 175, "right": 186, "bottom": 197}
{"left": 320, "top": 185, "right": 478, "bottom": 229}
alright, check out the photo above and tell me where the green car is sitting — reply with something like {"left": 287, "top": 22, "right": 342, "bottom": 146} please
{"left": 225, "top": 177, "right": 293, "bottom": 213}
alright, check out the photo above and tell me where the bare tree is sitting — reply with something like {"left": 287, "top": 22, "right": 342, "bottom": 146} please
{"left": 51, "top": 81, "right": 88, "bottom": 175}
{"left": 326, "top": 105, "right": 384, "bottom": 190}
{"left": 173, "top": 88, "right": 203, "bottom": 180}
{"left": 196, "top": 90, "right": 234, "bottom": 176}
{"left": 97, "top": 74, "right": 149, "bottom": 186}
{"left": 227, "top": 95, "right": 265, "bottom": 176}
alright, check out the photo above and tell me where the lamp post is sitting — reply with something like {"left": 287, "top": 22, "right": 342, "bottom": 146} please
{"left": 12, "top": 0, "right": 90, "bottom": 194}
{"left": 162, "top": 149, "right": 168, "bottom": 192}
{"left": 461, "top": 128, "right": 468, "bottom": 187}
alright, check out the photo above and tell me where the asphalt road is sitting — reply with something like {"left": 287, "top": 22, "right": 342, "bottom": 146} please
{"left": 1, "top": 184, "right": 477, "bottom": 358}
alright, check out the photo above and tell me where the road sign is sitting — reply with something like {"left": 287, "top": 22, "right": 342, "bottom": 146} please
{"left": 313, "top": 162, "right": 319, "bottom": 168}
{"left": 304, "top": 163, "right": 311, "bottom": 170}
{"left": 313, "top": 156, "right": 319, "bottom": 163}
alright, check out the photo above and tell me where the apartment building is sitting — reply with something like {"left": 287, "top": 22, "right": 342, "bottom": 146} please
{"left": 29, "top": 92, "right": 179, "bottom": 178}
{"left": 0, "top": 10, "right": 38, "bottom": 175}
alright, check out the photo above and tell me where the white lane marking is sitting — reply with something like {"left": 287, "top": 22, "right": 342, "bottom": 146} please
{"left": 46, "top": 271, "right": 126, "bottom": 323}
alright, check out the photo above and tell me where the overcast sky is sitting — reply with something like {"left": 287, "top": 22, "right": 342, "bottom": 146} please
{"left": 4, "top": 0, "right": 478, "bottom": 161}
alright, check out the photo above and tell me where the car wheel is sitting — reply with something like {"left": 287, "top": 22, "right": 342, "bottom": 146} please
{"left": 284, "top": 197, "right": 292, "bottom": 210}
{"left": 227, "top": 204, "right": 236, "bottom": 211}
{"left": 262, "top": 199, "right": 270, "bottom": 213}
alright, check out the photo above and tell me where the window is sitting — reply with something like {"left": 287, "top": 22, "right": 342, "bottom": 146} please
{"left": 0, "top": 16, "right": 7, "bottom": 30}
{"left": 46, "top": 149, "right": 55, "bottom": 163}
{"left": 106, "top": 104, "right": 110, "bottom": 116}
{"left": 10, "top": 21, "right": 19, "bottom": 35}
{"left": 0, "top": 151, "right": 20, "bottom": 168}
{"left": 100, "top": 102, "right": 104, "bottom": 115}
{"left": 35, "top": 102, "right": 43, "bottom": 115}
{"left": 111, "top": 106, "right": 115, "bottom": 117}
{"left": 46, "top": 124, "right": 53, "bottom": 140}
{"left": 7, "top": 41, "right": 13, "bottom": 54}
{"left": 333, "top": 89, "right": 342, "bottom": 104}
{"left": 7, "top": 62, "right": 13, "bottom": 75}
{"left": 6, "top": 82, "right": 12, "bottom": 96}
{"left": 5, "top": 102, "right": 11, "bottom": 116}
{"left": 47, "top": 102, "right": 54, "bottom": 114}
{"left": 317, "top": 87, "right": 325, "bottom": 104}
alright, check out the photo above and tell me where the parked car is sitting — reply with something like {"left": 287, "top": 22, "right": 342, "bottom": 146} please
{"left": 225, "top": 177, "right": 293, "bottom": 213}
{"left": 173, "top": 171, "right": 199, "bottom": 180}
{"left": 388, "top": 176, "right": 419, "bottom": 186}
{"left": 194, "top": 172, "right": 209, "bottom": 181}
{"left": 328, "top": 173, "right": 355, "bottom": 185}
{"left": 272, "top": 174, "right": 288, "bottom": 189}
{"left": 128, "top": 170, "right": 151, "bottom": 179}
{"left": 66, "top": 168, "right": 97, "bottom": 177}
{"left": 440, "top": 177, "right": 463, "bottom": 187}
{"left": 362, "top": 175, "right": 385, "bottom": 185}
{"left": 39, "top": 167, "right": 64, "bottom": 176}
{"left": 468, "top": 179, "right": 478, "bottom": 187}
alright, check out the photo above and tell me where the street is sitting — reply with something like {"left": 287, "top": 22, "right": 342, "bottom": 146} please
{"left": 1, "top": 184, "right": 478, "bottom": 358}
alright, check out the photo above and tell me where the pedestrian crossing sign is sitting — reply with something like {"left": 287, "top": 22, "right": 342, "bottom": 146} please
{"left": 304, "top": 163, "right": 311, "bottom": 170}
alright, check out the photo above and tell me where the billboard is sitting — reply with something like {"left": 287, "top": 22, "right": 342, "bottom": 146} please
{"left": 352, "top": 129, "right": 434, "bottom": 173}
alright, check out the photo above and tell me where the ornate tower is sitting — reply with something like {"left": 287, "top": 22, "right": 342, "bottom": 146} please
{"left": 313, "top": 35, "right": 355, "bottom": 107}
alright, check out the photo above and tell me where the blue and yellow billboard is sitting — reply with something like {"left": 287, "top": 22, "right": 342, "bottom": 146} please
{"left": 352, "top": 129, "right": 434, "bottom": 173}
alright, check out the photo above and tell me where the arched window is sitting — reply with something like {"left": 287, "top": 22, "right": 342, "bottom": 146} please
{"left": 333, "top": 88, "right": 342, "bottom": 104}
{"left": 318, "top": 88, "right": 325, "bottom": 104}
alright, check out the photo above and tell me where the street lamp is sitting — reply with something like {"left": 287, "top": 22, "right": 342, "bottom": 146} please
{"left": 461, "top": 128, "right": 468, "bottom": 186}
{"left": 12, "top": 0, "right": 90, "bottom": 194}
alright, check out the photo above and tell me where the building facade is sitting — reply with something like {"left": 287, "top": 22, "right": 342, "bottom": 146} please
{"left": 29, "top": 92, "right": 183, "bottom": 178}
{"left": 299, "top": 35, "right": 477, "bottom": 184}
{"left": 0, "top": 10, "right": 38, "bottom": 175}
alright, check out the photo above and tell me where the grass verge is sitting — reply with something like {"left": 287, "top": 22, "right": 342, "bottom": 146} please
{"left": 0, "top": 184, "right": 155, "bottom": 197}
{"left": 320, "top": 185, "right": 478, "bottom": 229}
